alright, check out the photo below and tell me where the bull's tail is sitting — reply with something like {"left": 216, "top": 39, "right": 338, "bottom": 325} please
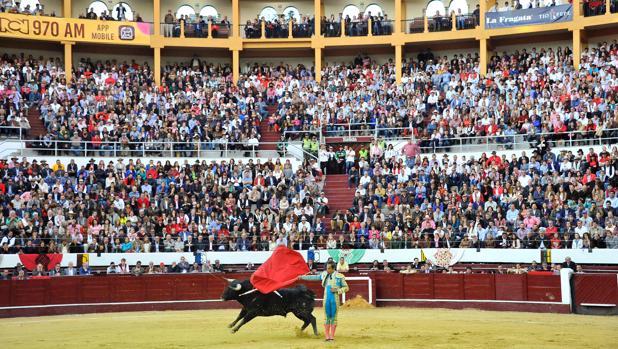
{"left": 297, "top": 284, "right": 316, "bottom": 309}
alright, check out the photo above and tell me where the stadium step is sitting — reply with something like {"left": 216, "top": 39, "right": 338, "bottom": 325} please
{"left": 26, "top": 108, "right": 46, "bottom": 138}
{"left": 321, "top": 174, "right": 356, "bottom": 235}
{"left": 259, "top": 104, "right": 280, "bottom": 151}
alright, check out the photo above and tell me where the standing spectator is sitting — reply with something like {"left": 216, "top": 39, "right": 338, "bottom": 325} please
{"left": 164, "top": 9, "right": 175, "bottom": 37}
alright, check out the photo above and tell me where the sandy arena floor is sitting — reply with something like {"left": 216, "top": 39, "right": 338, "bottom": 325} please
{"left": 1, "top": 307, "right": 616, "bottom": 349}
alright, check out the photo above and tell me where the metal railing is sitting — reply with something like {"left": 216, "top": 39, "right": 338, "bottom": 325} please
{"left": 583, "top": 0, "right": 617, "bottom": 16}
{"left": 161, "top": 21, "right": 231, "bottom": 38}
{"left": 0, "top": 126, "right": 28, "bottom": 139}
{"left": 0, "top": 139, "right": 318, "bottom": 160}
{"left": 322, "top": 123, "right": 618, "bottom": 152}
{"left": 402, "top": 13, "right": 478, "bottom": 34}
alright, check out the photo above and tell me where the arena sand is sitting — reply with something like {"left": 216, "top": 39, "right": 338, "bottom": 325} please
{"left": 1, "top": 307, "right": 616, "bottom": 349}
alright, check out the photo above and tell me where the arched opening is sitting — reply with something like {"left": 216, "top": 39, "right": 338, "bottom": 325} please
{"left": 176, "top": 5, "right": 196, "bottom": 19}
{"left": 199, "top": 5, "right": 218, "bottom": 20}
{"left": 426, "top": 0, "right": 446, "bottom": 16}
{"left": 259, "top": 7, "right": 278, "bottom": 21}
{"left": 14, "top": 0, "right": 40, "bottom": 11}
{"left": 364, "top": 4, "right": 384, "bottom": 16}
{"left": 87, "top": 1, "right": 109, "bottom": 18}
{"left": 282, "top": 6, "right": 301, "bottom": 21}
{"left": 448, "top": 0, "right": 469, "bottom": 14}
{"left": 342, "top": 5, "right": 361, "bottom": 19}
{"left": 112, "top": 2, "right": 134, "bottom": 21}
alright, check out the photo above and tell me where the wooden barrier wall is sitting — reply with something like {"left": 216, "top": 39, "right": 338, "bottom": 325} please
{"left": 370, "top": 273, "right": 562, "bottom": 302}
{"left": 0, "top": 272, "right": 569, "bottom": 317}
{"left": 572, "top": 274, "right": 618, "bottom": 315}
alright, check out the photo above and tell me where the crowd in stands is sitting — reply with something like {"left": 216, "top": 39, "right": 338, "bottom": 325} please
{"left": 321, "top": 11, "right": 392, "bottom": 37}
{"left": 1, "top": 39, "right": 618, "bottom": 254}
{"left": 78, "top": 5, "right": 144, "bottom": 22}
{"left": 490, "top": 0, "right": 567, "bottom": 11}
{"left": 0, "top": 1, "right": 51, "bottom": 16}
{"left": 0, "top": 155, "right": 326, "bottom": 255}
{"left": 1, "top": 257, "right": 228, "bottom": 279}
{"left": 584, "top": 0, "right": 618, "bottom": 16}
{"left": 1, "top": 255, "right": 586, "bottom": 279}
{"left": 162, "top": 10, "right": 231, "bottom": 38}
{"left": 243, "top": 15, "right": 314, "bottom": 39}
{"left": 25, "top": 55, "right": 287, "bottom": 157}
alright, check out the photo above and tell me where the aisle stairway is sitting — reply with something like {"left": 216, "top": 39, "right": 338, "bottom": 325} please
{"left": 258, "top": 105, "right": 279, "bottom": 156}
{"left": 26, "top": 108, "right": 46, "bottom": 138}
{"left": 321, "top": 174, "right": 356, "bottom": 235}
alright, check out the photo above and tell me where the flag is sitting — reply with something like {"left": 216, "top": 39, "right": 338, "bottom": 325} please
{"left": 18, "top": 254, "right": 63, "bottom": 271}
{"left": 250, "top": 246, "right": 309, "bottom": 294}
{"left": 420, "top": 249, "right": 427, "bottom": 262}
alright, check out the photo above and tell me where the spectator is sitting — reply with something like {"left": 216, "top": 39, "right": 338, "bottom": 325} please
{"left": 79, "top": 262, "right": 92, "bottom": 275}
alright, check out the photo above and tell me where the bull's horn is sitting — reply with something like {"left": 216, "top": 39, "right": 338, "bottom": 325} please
{"left": 224, "top": 278, "right": 234, "bottom": 283}
{"left": 231, "top": 283, "right": 242, "bottom": 291}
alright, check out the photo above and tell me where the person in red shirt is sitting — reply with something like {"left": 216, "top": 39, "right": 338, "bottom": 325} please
{"left": 581, "top": 168, "right": 596, "bottom": 186}
{"left": 586, "top": 148, "right": 599, "bottom": 172}
{"left": 486, "top": 151, "right": 502, "bottom": 167}
{"left": 544, "top": 221, "right": 558, "bottom": 238}
{"left": 550, "top": 232, "right": 562, "bottom": 249}
{"left": 137, "top": 193, "right": 150, "bottom": 209}
{"left": 146, "top": 167, "right": 158, "bottom": 180}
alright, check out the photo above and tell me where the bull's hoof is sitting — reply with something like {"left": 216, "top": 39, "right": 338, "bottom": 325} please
{"left": 227, "top": 323, "right": 233, "bottom": 328}
{"left": 230, "top": 329, "right": 238, "bottom": 334}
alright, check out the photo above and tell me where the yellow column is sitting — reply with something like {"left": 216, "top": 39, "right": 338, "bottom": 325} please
{"left": 232, "top": 50, "right": 240, "bottom": 83}
{"left": 480, "top": 0, "right": 487, "bottom": 28}
{"left": 153, "top": 0, "right": 161, "bottom": 36}
{"left": 154, "top": 47, "right": 161, "bottom": 86}
{"left": 573, "top": 0, "right": 581, "bottom": 17}
{"left": 452, "top": 12, "right": 457, "bottom": 31}
{"left": 232, "top": 0, "right": 240, "bottom": 38}
{"left": 314, "top": 0, "right": 322, "bottom": 36}
{"left": 63, "top": 42, "right": 73, "bottom": 81}
{"left": 314, "top": 48, "right": 322, "bottom": 83}
{"left": 395, "top": 45, "right": 402, "bottom": 84}
{"left": 63, "top": 0, "right": 71, "bottom": 17}
{"left": 573, "top": 29, "right": 587, "bottom": 70}
{"left": 394, "top": 0, "right": 403, "bottom": 34}
{"left": 480, "top": 38, "right": 490, "bottom": 77}
{"left": 606, "top": 0, "right": 611, "bottom": 14}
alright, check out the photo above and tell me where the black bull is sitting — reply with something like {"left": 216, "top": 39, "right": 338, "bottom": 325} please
{"left": 221, "top": 279, "right": 318, "bottom": 335}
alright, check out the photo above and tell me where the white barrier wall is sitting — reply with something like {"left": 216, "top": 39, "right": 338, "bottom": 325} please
{"left": 2, "top": 249, "right": 618, "bottom": 268}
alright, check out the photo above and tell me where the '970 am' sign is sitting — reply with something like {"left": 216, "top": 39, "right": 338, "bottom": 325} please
{"left": 0, "top": 13, "right": 151, "bottom": 45}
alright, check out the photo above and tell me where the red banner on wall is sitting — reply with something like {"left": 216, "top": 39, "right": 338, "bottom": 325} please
{"left": 18, "top": 254, "right": 63, "bottom": 271}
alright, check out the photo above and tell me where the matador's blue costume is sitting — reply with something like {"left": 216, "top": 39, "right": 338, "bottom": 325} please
{"left": 301, "top": 271, "right": 349, "bottom": 325}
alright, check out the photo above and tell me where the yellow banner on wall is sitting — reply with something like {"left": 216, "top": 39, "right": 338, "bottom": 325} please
{"left": 0, "top": 13, "right": 151, "bottom": 45}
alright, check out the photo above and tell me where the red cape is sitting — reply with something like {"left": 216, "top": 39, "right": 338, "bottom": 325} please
{"left": 250, "top": 246, "right": 309, "bottom": 294}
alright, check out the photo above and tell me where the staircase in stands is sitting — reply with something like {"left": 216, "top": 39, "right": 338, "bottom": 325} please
{"left": 26, "top": 108, "right": 46, "bottom": 138}
{"left": 258, "top": 104, "right": 279, "bottom": 156}
{"left": 321, "top": 174, "right": 356, "bottom": 235}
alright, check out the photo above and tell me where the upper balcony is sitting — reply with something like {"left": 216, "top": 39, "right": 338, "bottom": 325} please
{"left": 1, "top": 0, "right": 618, "bottom": 50}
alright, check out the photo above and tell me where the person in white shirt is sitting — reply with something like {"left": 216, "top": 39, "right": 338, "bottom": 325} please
{"left": 359, "top": 172, "right": 372, "bottom": 187}
{"left": 345, "top": 146, "right": 356, "bottom": 174}
{"left": 574, "top": 221, "right": 588, "bottom": 236}
{"left": 499, "top": 1, "right": 511, "bottom": 11}
{"left": 298, "top": 216, "right": 311, "bottom": 232}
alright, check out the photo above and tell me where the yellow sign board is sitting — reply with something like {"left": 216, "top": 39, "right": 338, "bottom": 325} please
{"left": 0, "top": 13, "right": 151, "bottom": 45}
